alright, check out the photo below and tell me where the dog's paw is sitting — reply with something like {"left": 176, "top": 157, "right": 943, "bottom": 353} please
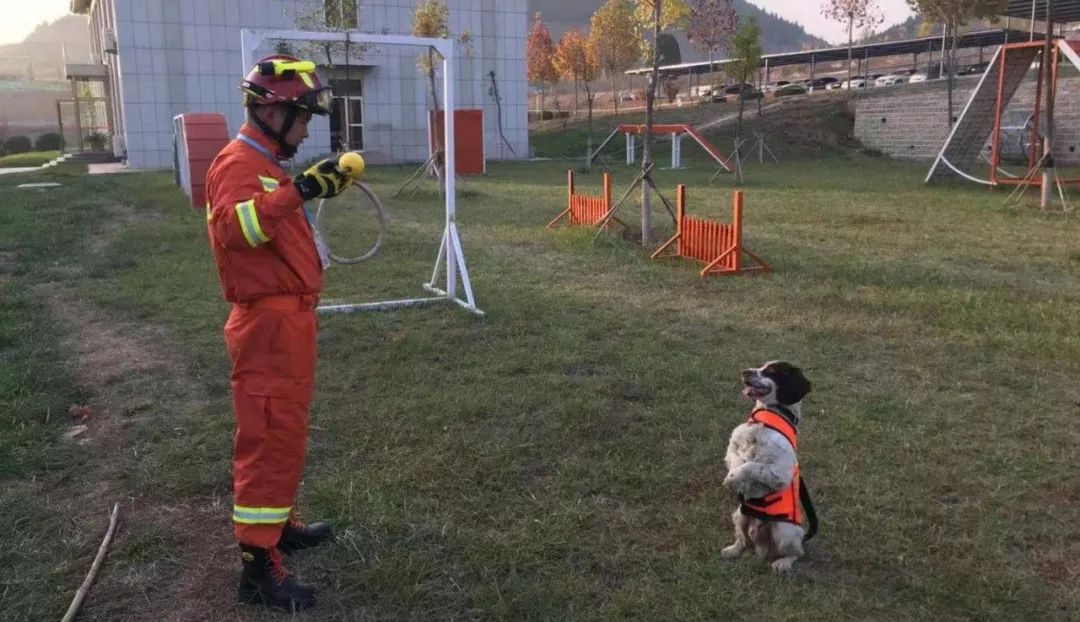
{"left": 720, "top": 544, "right": 744, "bottom": 559}
{"left": 770, "top": 557, "right": 796, "bottom": 574}
{"left": 722, "top": 469, "right": 739, "bottom": 487}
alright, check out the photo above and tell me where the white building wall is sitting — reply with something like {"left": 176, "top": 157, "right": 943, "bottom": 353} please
{"left": 92, "top": 0, "right": 527, "bottom": 170}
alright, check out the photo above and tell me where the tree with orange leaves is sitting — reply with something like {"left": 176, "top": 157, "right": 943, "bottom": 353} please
{"left": 554, "top": 29, "right": 601, "bottom": 160}
{"left": 527, "top": 13, "right": 558, "bottom": 110}
{"left": 590, "top": 0, "right": 640, "bottom": 114}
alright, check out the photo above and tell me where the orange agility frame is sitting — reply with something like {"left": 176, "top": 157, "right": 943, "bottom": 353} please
{"left": 548, "top": 170, "right": 626, "bottom": 228}
{"left": 651, "top": 186, "right": 771, "bottom": 277}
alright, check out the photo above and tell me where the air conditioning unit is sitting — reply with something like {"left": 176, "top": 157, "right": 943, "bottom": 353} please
{"left": 102, "top": 28, "right": 117, "bottom": 55}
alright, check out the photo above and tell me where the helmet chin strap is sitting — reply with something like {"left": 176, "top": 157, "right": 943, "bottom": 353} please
{"left": 248, "top": 105, "right": 300, "bottom": 159}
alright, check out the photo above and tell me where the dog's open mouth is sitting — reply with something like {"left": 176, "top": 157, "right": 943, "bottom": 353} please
{"left": 742, "top": 382, "right": 768, "bottom": 399}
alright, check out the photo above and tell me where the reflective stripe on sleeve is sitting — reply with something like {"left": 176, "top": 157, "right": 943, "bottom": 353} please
{"left": 258, "top": 175, "right": 280, "bottom": 191}
{"left": 235, "top": 200, "right": 270, "bottom": 247}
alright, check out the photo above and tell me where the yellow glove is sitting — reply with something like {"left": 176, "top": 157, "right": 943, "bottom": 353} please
{"left": 294, "top": 158, "right": 351, "bottom": 201}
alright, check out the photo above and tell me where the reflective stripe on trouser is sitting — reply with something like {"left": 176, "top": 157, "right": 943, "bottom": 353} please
{"left": 225, "top": 304, "right": 317, "bottom": 548}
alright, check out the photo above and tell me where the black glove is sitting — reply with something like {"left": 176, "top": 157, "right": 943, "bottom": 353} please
{"left": 294, "top": 158, "right": 351, "bottom": 201}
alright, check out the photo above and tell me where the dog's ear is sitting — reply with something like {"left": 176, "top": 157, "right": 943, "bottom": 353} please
{"left": 775, "top": 366, "right": 812, "bottom": 405}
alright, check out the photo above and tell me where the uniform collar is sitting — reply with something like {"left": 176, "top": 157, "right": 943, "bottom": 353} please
{"left": 239, "top": 123, "right": 283, "bottom": 160}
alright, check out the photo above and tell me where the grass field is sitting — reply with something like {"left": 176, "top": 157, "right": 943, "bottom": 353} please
{"left": 0, "top": 150, "right": 61, "bottom": 168}
{"left": 2, "top": 152, "right": 1080, "bottom": 621}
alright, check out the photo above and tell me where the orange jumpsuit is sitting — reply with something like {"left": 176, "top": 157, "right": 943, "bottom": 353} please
{"left": 738, "top": 408, "right": 803, "bottom": 526}
{"left": 205, "top": 124, "right": 324, "bottom": 549}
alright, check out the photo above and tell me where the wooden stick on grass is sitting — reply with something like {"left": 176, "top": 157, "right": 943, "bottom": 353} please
{"left": 62, "top": 502, "right": 120, "bottom": 622}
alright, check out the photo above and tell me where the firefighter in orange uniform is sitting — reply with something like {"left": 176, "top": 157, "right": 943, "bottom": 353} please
{"left": 205, "top": 54, "right": 352, "bottom": 611}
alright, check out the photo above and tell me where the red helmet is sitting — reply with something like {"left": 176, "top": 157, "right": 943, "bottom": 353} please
{"left": 240, "top": 54, "right": 332, "bottom": 115}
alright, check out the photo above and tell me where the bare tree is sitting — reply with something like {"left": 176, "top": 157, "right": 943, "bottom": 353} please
{"left": 634, "top": 0, "right": 689, "bottom": 245}
{"left": 285, "top": 0, "right": 366, "bottom": 151}
{"left": 728, "top": 17, "right": 762, "bottom": 184}
{"left": 822, "top": 0, "right": 884, "bottom": 89}
{"left": 687, "top": 0, "right": 739, "bottom": 89}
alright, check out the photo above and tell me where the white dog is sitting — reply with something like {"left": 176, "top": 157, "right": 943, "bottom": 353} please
{"left": 722, "top": 361, "right": 815, "bottom": 573}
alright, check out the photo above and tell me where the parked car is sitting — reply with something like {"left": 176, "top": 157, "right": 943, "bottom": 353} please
{"left": 691, "top": 84, "right": 717, "bottom": 99}
{"left": 875, "top": 74, "right": 908, "bottom": 87}
{"left": 909, "top": 72, "right": 929, "bottom": 83}
{"left": 763, "top": 80, "right": 790, "bottom": 94}
{"left": 841, "top": 76, "right": 870, "bottom": 89}
{"left": 711, "top": 83, "right": 763, "bottom": 102}
{"left": 774, "top": 83, "right": 807, "bottom": 97}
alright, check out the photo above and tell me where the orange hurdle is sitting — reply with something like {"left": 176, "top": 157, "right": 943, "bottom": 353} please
{"left": 548, "top": 171, "right": 624, "bottom": 228}
{"left": 651, "top": 186, "right": 771, "bottom": 277}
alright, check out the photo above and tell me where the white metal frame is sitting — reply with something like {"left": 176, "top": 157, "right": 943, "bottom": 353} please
{"left": 925, "top": 46, "right": 1002, "bottom": 184}
{"left": 241, "top": 29, "right": 482, "bottom": 316}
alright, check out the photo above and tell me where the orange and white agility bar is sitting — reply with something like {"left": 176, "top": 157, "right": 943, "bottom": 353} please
{"left": 651, "top": 186, "right": 771, "bottom": 277}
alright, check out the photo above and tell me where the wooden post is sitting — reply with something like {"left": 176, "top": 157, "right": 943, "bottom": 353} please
{"left": 1040, "top": 0, "right": 1056, "bottom": 209}
{"left": 603, "top": 173, "right": 612, "bottom": 214}
{"left": 676, "top": 184, "right": 686, "bottom": 256}
{"left": 732, "top": 191, "right": 744, "bottom": 272}
{"left": 1031, "top": 47, "right": 1045, "bottom": 172}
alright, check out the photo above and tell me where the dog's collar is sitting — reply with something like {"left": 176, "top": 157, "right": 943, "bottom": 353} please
{"left": 755, "top": 404, "right": 800, "bottom": 429}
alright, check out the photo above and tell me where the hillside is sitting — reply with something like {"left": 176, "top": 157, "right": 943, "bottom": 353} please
{"left": 860, "top": 15, "right": 1004, "bottom": 44}
{"left": 0, "top": 15, "right": 91, "bottom": 81}
{"left": 528, "top": 0, "right": 829, "bottom": 56}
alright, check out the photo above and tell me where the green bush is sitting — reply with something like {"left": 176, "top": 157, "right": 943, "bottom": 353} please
{"left": 84, "top": 131, "right": 109, "bottom": 151}
{"left": 34, "top": 133, "right": 63, "bottom": 151}
{"left": 5, "top": 136, "right": 32, "bottom": 154}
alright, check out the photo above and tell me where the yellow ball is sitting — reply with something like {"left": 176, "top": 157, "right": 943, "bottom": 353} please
{"left": 338, "top": 151, "right": 365, "bottom": 178}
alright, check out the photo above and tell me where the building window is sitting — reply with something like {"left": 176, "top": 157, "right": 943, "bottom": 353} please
{"left": 325, "top": 0, "right": 358, "bottom": 29}
{"left": 329, "top": 78, "right": 363, "bottom": 151}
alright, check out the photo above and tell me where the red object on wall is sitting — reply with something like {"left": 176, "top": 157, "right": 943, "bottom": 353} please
{"left": 177, "top": 113, "right": 230, "bottom": 209}
{"left": 429, "top": 109, "right": 485, "bottom": 176}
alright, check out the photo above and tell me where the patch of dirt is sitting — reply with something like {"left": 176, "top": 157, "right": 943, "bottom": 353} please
{"left": 15, "top": 203, "right": 254, "bottom": 620}
{"left": 1031, "top": 544, "right": 1080, "bottom": 585}
{"left": 29, "top": 283, "right": 246, "bottom": 621}
{"left": 38, "top": 285, "right": 175, "bottom": 389}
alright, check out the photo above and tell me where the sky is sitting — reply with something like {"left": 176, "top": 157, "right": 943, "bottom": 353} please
{"left": 1, "top": 0, "right": 917, "bottom": 47}
{"left": 750, "top": 0, "right": 917, "bottom": 44}
{"left": 0, "top": 0, "right": 72, "bottom": 45}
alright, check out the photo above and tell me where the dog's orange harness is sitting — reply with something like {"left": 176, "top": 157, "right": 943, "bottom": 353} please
{"left": 738, "top": 407, "right": 803, "bottom": 526}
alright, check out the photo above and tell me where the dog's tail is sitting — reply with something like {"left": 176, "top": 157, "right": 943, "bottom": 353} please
{"left": 800, "top": 478, "right": 819, "bottom": 541}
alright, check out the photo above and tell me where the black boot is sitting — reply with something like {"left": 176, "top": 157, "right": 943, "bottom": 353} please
{"left": 237, "top": 545, "right": 316, "bottom": 611}
{"left": 278, "top": 514, "right": 333, "bottom": 554}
